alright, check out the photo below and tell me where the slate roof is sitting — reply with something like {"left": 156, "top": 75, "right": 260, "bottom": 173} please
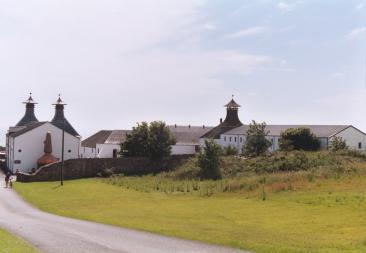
{"left": 81, "top": 125, "right": 213, "bottom": 148}
{"left": 224, "top": 125, "right": 352, "bottom": 138}
{"left": 9, "top": 122, "right": 47, "bottom": 138}
{"left": 81, "top": 130, "right": 113, "bottom": 148}
{"left": 168, "top": 125, "right": 213, "bottom": 145}
{"left": 51, "top": 118, "right": 80, "bottom": 137}
{"left": 16, "top": 104, "right": 39, "bottom": 126}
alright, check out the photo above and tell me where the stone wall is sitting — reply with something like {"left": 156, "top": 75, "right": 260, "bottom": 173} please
{"left": 16, "top": 155, "right": 192, "bottom": 182}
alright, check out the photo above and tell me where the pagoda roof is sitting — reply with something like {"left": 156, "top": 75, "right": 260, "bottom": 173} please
{"left": 224, "top": 99, "right": 241, "bottom": 108}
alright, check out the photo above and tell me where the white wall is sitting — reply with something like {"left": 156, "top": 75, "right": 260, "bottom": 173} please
{"left": 10, "top": 123, "right": 80, "bottom": 173}
{"left": 332, "top": 126, "right": 366, "bottom": 150}
{"left": 96, "top": 143, "right": 120, "bottom": 158}
{"left": 171, "top": 144, "right": 197, "bottom": 155}
{"left": 80, "top": 146, "right": 97, "bottom": 158}
{"left": 205, "top": 134, "right": 333, "bottom": 153}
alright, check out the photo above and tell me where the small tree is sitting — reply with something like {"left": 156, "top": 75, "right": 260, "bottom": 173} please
{"left": 242, "top": 120, "right": 271, "bottom": 157}
{"left": 198, "top": 140, "right": 222, "bottom": 180}
{"left": 279, "top": 127, "right": 320, "bottom": 151}
{"left": 120, "top": 121, "right": 176, "bottom": 160}
{"left": 330, "top": 136, "right": 348, "bottom": 151}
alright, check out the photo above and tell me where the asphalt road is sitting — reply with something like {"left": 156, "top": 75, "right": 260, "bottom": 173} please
{"left": 0, "top": 174, "right": 249, "bottom": 253}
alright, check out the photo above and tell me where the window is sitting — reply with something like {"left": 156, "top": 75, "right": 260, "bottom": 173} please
{"left": 224, "top": 136, "right": 226, "bottom": 142}
{"left": 68, "top": 149, "right": 71, "bottom": 153}
{"left": 229, "top": 137, "right": 232, "bottom": 142}
{"left": 359, "top": 142, "right": 362, "bottom": 149}
{"left": 235, "top": 137, "right": 237, "bottom": 142}
{"left": 18, "top": 149, "right": 22, "bottom": 153}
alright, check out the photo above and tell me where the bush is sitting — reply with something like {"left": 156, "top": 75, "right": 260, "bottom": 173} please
{"left": 279, "top": 128, "right": 320, "bottom": 151}
{"left": 198, "top": 140, "right": 222, "bottom": 180}
{"left": 98, "top": 168, "right": 114, "bottom": 178}
{"left": 223, "top": 145, "right": 238, "bottom": 156}
{"left": 330, "top": 137, "right": 348, "bottom": 151}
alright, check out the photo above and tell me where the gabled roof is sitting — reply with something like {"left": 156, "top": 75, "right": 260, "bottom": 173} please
{"left": 224, "top": 125, "right": 352, "bottom": 138}
{"left": 81, "top": 130, "right": 113, "bottom": 148}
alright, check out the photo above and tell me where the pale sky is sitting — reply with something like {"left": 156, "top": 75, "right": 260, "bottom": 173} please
{"left": 1, "top": 0, "right": 365, "bottom": 145}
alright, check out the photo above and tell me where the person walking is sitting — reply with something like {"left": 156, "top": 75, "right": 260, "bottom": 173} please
{"left": 4, "top": 172, "right": 10, "bottom": 188}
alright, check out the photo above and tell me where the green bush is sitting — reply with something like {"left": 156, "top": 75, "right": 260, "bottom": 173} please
{"left": 330, "top": 137, "right": 348, "bottom": 151}
{"left": 198, "top": 140, "right": 222, "bottom": 180}
{"left": 279, "top": 128, "right": 320, "bottom": 151}
{"left": 223, "top": 145, "right": 238, "bottom": 156}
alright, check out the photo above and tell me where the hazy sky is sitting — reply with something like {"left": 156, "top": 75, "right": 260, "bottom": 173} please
{"left": 1, "top": 0, "right": 365, "bottom": 145}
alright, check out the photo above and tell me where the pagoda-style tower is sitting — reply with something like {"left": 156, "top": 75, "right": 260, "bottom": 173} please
{"left": 201, "top": 96, "right": 243, "bottom": 139}
{"left": 37, "top": 132, "right": 58, "bottom": 168}
{"left": 16, "top": 93, "right": 39, "bottom": 126}
{"left": 51, "top": 95, "right": 79, "bottom": 137}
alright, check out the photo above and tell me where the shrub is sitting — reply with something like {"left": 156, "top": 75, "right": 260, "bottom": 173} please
{"left": 223, "top": 145, "right": 238, "bottom": 156}
{"left": 198, "top": 140, "right": 222, "bottom": 180}
{"left": 329, "top": 137, "right": 348, "bottom": 151}
{"left": 279, "top": 127, "right": 320, "bottom": 151}
{"left": 98, "top": 168, "right": 114, "bottom": 178}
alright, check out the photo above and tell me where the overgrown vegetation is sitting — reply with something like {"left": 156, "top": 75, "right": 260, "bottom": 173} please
{"left": 120, "top": 121, "right": 176, "bottom": 160}
{"left": 103, "top": 150, "right": 366, "bottom": 196}
{"left": 279, "top": 127, "right": 320, "bottom": 151}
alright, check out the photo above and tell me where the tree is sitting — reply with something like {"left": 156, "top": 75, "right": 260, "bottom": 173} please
{"left": 120, "top": 121, "right": 176, "bottom": 160}
{"left": 198, "top": 140, "right": 222, "bottom": 180}
{"left": 329, "top": 136, "right": 348, "bottom": 151}
{"left": 120, "top": 122, "right": 149, "bottom": 157}
{"left": 148, "top": 121, "right": 176, "bottom": 161}
{"left": 242, "top": 120, "right": 271, "bottom": 157}
{"left": 279, "top": 127, "right": 320, "bottom": 151}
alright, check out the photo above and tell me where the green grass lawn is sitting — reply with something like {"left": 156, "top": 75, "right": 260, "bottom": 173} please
{"left": 0, "top": 228, "right": 39, "bottom": 253}
{"left": 14, "top": 175, "right": 366, "bottom": 253}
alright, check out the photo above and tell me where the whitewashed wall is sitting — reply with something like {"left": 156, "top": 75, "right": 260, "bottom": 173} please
{"left": 171, "top": 144, "right": 196, "bottom": 155}
{"left": 96, "top": 143, "right": 120, "bottom": 158}
{"left": 332, "top": 127, "right": 366, "bottom": 150}
{"left": 80, "top": 146, "right": 97, "bottom": 158}
{"left": 10, "top": 123, "right": 80, "bottom": 173}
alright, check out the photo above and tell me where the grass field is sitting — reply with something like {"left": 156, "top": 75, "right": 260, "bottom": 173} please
{"left": 15, "top": 171, "right": 366, "bottom": 253}
{"left": 0, "top": 228, "right": 39, "bottom": 253}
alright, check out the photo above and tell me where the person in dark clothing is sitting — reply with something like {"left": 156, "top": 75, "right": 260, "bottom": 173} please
{"left": 5, "top": 172, "right": 10, "bottom": 188}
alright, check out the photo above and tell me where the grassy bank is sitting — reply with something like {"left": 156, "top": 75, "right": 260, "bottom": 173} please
{"left": 0, "top": 228, "right": 39, "bottom": 253}
{"left": 14, "top": 151, "right": 366, "bottom": 253}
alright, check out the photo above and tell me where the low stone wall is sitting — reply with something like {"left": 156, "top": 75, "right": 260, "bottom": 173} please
{"left": 16, "top": 155, "right": 192, "bottom": 182}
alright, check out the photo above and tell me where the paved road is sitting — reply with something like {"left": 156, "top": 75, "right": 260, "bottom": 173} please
{"left": 0, "top": 174, "right": 249, "bottom": 253}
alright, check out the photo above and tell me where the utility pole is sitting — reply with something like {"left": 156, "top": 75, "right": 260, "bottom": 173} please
{"left": 61, "top": 117, "right": 65, "bottom": 186}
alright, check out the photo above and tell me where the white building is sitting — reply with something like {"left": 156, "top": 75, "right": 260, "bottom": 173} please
{"left": 81, "top": 125, "right": 213, "bottom": 158}
{"left": 200, "top": 98, "right": 366, "bottom": 152}
{"left": 6, "top": 95, "right": 81, "bottom": 173}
